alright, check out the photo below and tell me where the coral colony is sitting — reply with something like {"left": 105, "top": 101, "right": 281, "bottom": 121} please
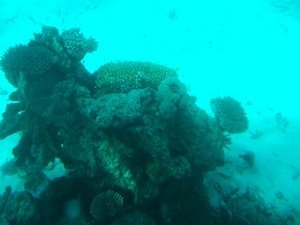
{"left": 0, "top": 27, "right": 294, "bottom": 225}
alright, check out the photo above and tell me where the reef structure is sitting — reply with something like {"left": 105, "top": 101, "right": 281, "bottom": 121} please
{"left": 0, "top": 27, "right": 290, "bottom": 225}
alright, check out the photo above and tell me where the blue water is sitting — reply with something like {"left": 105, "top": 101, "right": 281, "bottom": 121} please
{"left": 0, "top": 0, "right": 299, "bottom": 224}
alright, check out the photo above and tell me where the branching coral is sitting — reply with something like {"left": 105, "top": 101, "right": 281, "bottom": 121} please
{"left": 61, "top": 28, "right": 98, "bottom": 61}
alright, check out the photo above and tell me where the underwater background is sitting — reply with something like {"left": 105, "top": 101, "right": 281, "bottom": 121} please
{"left": 0, "top": 0, "right": 300, "bottom": 224}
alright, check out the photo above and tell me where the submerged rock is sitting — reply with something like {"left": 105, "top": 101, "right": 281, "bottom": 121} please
{"left": 0, "top": 27, "right": 252, "bottom": 225}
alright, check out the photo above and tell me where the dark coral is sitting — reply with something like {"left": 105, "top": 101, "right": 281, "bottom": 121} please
{"left": 160, "top": 180, "right": 213, "bottom": 225}
{"left": 146, "top": 156, "right": 191, "bottom": 183}
{"left": 0, "top": 44, "right": 28, "bottom": 86}
{"left": 90, "top": 190, "right": 124, "bottom": 222}
{"left": 0, "top": 102, "right": 24, "bottom": 139}
{"left": 0, "top": 187, "right": 39, "bottom": 225}
{"left": 111, "top": 211, "right": 157, "bottom": 225}
{"left": 210, "top": 96, "right": 248, "bottom": 133}
{"left": 0, "top": 44, "right": 56, "bottom": 87}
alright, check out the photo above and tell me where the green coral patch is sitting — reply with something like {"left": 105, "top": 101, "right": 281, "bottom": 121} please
{"left": 95, "top": 61, "right": 178, "bottom": 93}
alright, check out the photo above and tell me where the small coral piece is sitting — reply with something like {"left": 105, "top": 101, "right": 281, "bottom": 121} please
{"left": 90, "top": 190, "right": 124, "bottom": 221}
{"left": 95, "top": 61, "right": 177, "bottom": 93}
{"left": 210, "top": 96, "right": 248, "bottom": 133}
{"left": 275, "top": 112, "right": 289, "bottom": 132}
{"left": 61, "top": 28, "right": 98, "bottom": 61}
{"left": 239, "top": 150, "right": 255, "bottom": 167}
{"left": 250, "top": 129, "right": 263, "bottom": 139}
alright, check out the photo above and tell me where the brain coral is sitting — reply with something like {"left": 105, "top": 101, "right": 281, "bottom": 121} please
{"left": 210, "top": 96, "right": 248, "bottom": 133}
{"left": 0, "top": 44, "right": 56, "bottom": 86}
{"left": 90, "top": 190, "right": 124, "bottom": 221}
{"left": 95, "top": 61, "right": 178, "bottom": 93}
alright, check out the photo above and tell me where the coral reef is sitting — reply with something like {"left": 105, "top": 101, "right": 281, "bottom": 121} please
{"left": 0, "top": 26, "right": 290, "bottom": 225}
